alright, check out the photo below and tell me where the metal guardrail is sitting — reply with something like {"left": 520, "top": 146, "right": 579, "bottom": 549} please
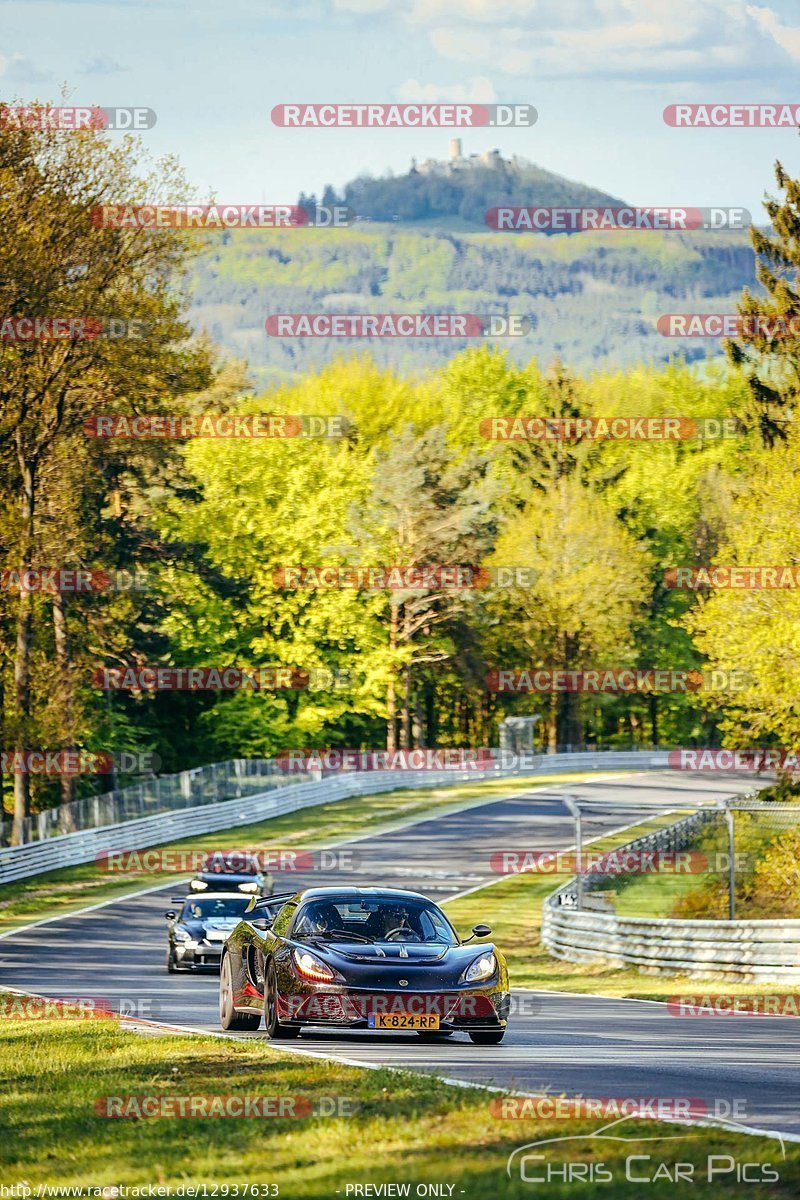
{"left": 1, "top": 758, "right": 291, "bottom": 846}
{"left": 0, "top": 750, "right": 669, "bottom": 886}
{"left": 542, "top": 808, "right": 800, "bottom": 982}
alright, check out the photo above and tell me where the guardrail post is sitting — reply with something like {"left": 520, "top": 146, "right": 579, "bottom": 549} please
{"left": 562, "top": 794, "right": 583, "bottom": 909}
{"left": 725, "top": 803, "right": 736, "bottom": 920}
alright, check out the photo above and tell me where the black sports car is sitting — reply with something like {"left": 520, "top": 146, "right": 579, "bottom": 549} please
{"left": 218, "top": 886, "right": 509, "bottom": 1043}
{"left": 187, "top": 869, "right": 273, "bottom": 896}
{"left": 165, "top": 892, "right": 284, "bottom": 972}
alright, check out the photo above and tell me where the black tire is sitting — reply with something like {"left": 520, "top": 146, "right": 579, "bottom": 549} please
{"left": 469, "top": 1029, "right": 506, "bottom": 1045}
{"left": 166, "top": 945, "right": 178, "bottom": 974}
{"left": 219, "top": 953, "right": 261, "bottom": 1031}
{"left": 263, "top": 961, "right": 300, "bottom": 1039}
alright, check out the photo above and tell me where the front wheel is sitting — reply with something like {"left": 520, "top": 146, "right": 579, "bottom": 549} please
{"left": 263, "top": 962, "right": 300, "bottom": 1039}
{"left": 220, "top": 953, "right": 261, "bottom": 1031}
{"left": 469, "top": 1029, "right": 505, "bottom": 1045}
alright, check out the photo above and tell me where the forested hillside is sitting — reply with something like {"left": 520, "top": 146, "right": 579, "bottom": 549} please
{"left": 189, "top": 226, "right": 756, "bottom": 381}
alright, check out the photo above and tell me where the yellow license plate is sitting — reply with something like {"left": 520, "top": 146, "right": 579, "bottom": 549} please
{"left": 368, "top": 1013, "right": 440, "bottom": 1030}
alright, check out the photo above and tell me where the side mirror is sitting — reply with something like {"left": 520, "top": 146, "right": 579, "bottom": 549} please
{"left": 462, "top": 922, "right": 492, "bottom": 943}
{"left": 249, "top": 917, "right": 273, "bottom": 932}
{"left": 164, "top": 910, "right": 176, "bottom": 921}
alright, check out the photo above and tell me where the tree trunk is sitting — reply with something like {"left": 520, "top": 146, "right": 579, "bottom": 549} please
{"left": 386, "top": 603, "right": 398, "bottom": 751}
{"left": 425, "top": 681, "right": 436, "bottom": 748}
{"left": 0, "top": 672, "right": 5, "bottom": 847}
{"left": 400, "top": 663, "right": 411, "bottom": 750}
{"left": 11, "top": 455, "right": 35, "bottom": 845}
{"left": 649, "top": 693, "right": 658, "bottom": 748}
{"left": 548, "top": 690, "right": 558, "bottom": 752}
{"left": 412, "top": 681, "right": 424, "bottom": 748}
{"left": 52, "top": 590, "right": 77, "bottom": 820}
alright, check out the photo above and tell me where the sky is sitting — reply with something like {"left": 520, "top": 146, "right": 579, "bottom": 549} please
{"left": 2, "top": 0, "right": 800, "bottom": 216}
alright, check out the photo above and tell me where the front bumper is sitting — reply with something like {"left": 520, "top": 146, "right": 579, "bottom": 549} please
{"left": 174, "top": 941, "right": 225, "bottom": 969}
{"left": 276, "top": 986, "right": 510, "bottom": 1031}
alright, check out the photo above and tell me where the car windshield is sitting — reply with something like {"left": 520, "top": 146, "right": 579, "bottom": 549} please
{"left": 182, "top": 897, "right": 251, "bottom": 921}
{"left": 292, "top": 897, "right": 457, "bottom": 945}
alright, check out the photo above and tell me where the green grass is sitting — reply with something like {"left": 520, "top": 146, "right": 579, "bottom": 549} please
{"left": 1, "top": 1018, "right": 796, "bottom": 1195}
{"left": 0, "top": 772, "right": 619, "bottom": 935}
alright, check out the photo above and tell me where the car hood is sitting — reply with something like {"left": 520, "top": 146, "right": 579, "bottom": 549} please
{"left": 299, "top": 940, "right": 496, "bottom": 968}
{"left": 182, "top": 918, "right": 242, "bottom": 936}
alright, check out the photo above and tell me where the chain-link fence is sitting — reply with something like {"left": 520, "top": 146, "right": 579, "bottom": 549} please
{"left": 0, "top": 758, "right": 304, "bottom": 846}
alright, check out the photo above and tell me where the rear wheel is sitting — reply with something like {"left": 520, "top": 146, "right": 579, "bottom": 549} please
{"left": 263, "top": 961, "right": 300, "bottom": 1039}
{"left": 469, "top": 1029, "right": 505, "bottom": 1045}
{"left": 219, "top": 953, "right": 261, "bottom": 1031}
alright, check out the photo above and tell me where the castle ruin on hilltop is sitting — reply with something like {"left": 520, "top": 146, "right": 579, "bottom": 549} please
{"left": 410, "top": 139, "right": 523, "bottom": 176}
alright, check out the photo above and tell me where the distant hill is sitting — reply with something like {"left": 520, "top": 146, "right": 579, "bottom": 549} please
{"left": 188, "top": 150, "right": 759, "bottom": 382}
{"left": 189, "top": 224, "right": 757, "bottom": 384}
{"left": 308, "top": 151, "right": 627, "bottom": 231}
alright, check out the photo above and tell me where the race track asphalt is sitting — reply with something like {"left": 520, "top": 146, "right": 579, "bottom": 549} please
{"left": 2, "top": 770, "right": 797, "bottom": 1139}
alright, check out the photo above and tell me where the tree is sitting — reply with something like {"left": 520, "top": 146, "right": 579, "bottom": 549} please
{"left": 488, "top": 478, "right": 652, "bottom": 750}
{"left": 685, "top": 432, "right": 800, "bottom": 748}
{"left": 0, "top": 106, "right": 212, "bottom": 842}
{"left": 726, "top": 159, "right": 800, "bottom": 445}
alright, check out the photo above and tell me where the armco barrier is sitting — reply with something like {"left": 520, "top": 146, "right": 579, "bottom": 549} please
{"left": 542, "top": 808, "right": 800, "bottom": 982}
{"left": 0, "top": 750, "right": 669, "bottom": 885}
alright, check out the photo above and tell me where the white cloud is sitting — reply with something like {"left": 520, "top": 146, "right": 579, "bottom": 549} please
{"left": 334, "top": 0, "right": 394, "bottom": 11}
{"left": 426, "top": 1, "right": 785, "bottom": 79}
{"left": 409, "top": 0, "right": 536, "bottom": 21}
{"left": 0, "top": 52, "right": 50, "bottom": 83}
{"left": 327, "top": 0, "right": 800, "bottom": 81}
{"left": 396, "top": 75, "right": 497, "bottom": 102}
{"left": 78, "top": 56, "right": 129, "bottom": 77}
{"left": 747, "top": 5, "right": 800, "bottom": 59}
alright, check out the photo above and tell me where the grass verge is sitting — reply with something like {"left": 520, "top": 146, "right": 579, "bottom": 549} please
{"left": 0, "top": 1017, "right": 796, "bottom": 1196}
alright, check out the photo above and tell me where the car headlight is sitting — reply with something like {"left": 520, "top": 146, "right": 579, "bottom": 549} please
{"left": 173, "top": 926, "right": 191, "bottom": 942}
{"left": 238, "top": 882, "right": 259, "bottom": 893}
{"left": 462, "top": 952, "right": 497, "bottom": 984}
{"left": 189, "top": 879, "right": 207, "bottom": 891}
{"left": 292, "top": 948, "right": 336, "bottom": 982}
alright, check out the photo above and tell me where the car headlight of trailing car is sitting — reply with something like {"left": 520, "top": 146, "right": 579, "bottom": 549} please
{"left": 461, "top": 952, "right": 497, "bottom": 984}
{"left": 292, "top": 948, "right": 337, "bottom": 982}
{"left": 173, "top": 926, "right": 192, "bottom": 942}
